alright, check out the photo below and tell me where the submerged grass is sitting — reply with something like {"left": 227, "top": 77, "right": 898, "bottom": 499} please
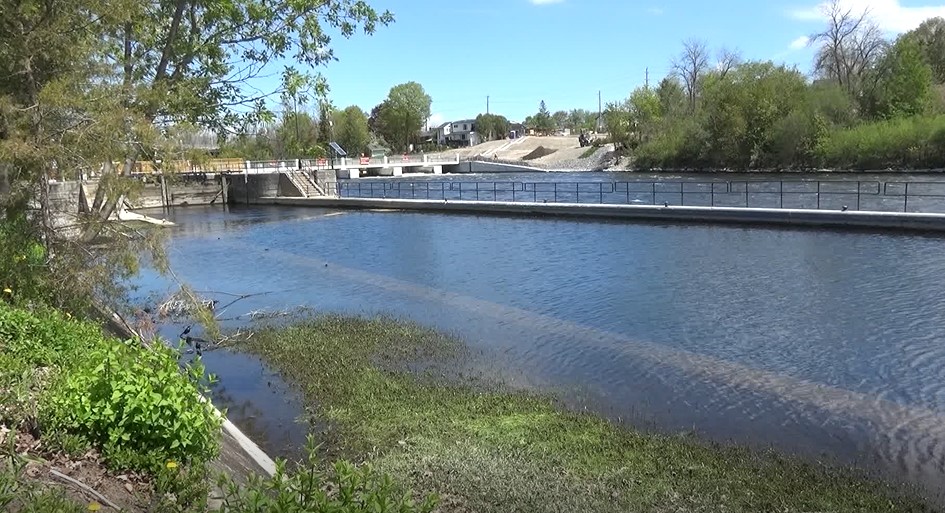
{"left": 242, "top": 315, "right": 933, "bottom": 513}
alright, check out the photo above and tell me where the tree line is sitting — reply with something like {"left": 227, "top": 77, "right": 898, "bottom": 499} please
{"left": 604, "top": 1, "right": 945, "bottom": 170}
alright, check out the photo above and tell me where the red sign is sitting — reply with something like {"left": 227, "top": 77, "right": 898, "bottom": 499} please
{"left": 316, "top": 158, "right": 328, "bottom": 166}
{"left": 359, "top": 157, "right": 370, "bottom": 165}
{"left": 402, "top": 154, "right": 410, "bottom": 162}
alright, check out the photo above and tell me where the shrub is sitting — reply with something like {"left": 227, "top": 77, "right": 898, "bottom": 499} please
{"left": 45, "top": 339, "right": 221, "bottom": 471}
{"left": 0, "top": 303, "right": 221, "bottom": 473}
{"left": 820, "top": 114, "right": 945, "bottom": 169}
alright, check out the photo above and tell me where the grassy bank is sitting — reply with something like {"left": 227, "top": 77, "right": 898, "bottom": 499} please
{"left": 241, "top": 315, "right": 933, "bottom": 513}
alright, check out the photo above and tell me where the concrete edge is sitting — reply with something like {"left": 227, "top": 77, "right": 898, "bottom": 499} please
{"left": 251, "top": 196, "right": 945, "bottom": 233}
{"left": 221, "top": 418, "right": 276, "bottom": 477}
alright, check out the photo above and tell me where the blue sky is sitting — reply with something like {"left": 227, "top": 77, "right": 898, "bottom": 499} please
{"left": 275, "top": 0, "right": 945, "bottom": 125}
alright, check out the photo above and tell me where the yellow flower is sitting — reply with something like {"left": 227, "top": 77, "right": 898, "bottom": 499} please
{"left": 2, "top": 288, "right": 11, "bottom": 295}
{"left": 88, "top": 502, "right": 102, "bottom": 512}
{"left": 166, "top": 460, "right": 178, "bottom": 470}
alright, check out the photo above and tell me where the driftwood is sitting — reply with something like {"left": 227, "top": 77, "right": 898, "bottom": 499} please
{"left": 49, "top": 469, "right": 121, "bottom": 510}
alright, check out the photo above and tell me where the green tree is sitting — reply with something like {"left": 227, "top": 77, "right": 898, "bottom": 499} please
{"left": 318, "top": 102, "right": 334, "bottom": 143}
{"left": 627, "top": 87, "right": 661, "bottom": 148}
{"left": 333, "top": 105, "right": 371, "bottom": 156}
{"left": 475, "top": 113, "right": 510, "bottom": 141}
{"left": 656, "top": 77, "right": 687, "bottom": 119}
{"left": 901, "top": 17, "right": 945, "bottom": 84}
{"left": 603, "top": 101, "right": 632, "bottom": 149}
{"left": 376, "top": 82, "right": 432, "bottom": 152}
{"left": 867, "top": 37, "right": 934, "bottom": 119}
{"left": 552, "top": 110, "right": 569, "bottom": 130}
{"left": 532, "top": 100, "right": 555, "bottom": 134}
{"left": 567, "top": 109, "right": 596, "bottom": 132}
{"left": 275, "top": 110, "right": 319, "bottom": 158}
{"left": 0, "top": 0, "right": 392, "bottom": 307}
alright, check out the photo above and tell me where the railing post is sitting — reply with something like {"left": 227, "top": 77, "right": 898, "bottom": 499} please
{"left": 856, "top": 181, "right": 860, "bottom": 211}
{"left": 779, "top": 181, "right": 784, "bottom": 209}
{"left": 599, "top": 183, "right": 603, "bottom": 204}
{"left": 626, "top": 183, "right": 630, "bottom": 205}
{"left": 817, "top": 181, "right": 821, "bottom": 209}
{"left": 652, "top": 182, "right": 656, "bottom": 205}
{"left": 744, "top": 182, "right": 749, "bottom": 208}
{"left": 905, "top": 182, "right": 910, "bottom": 212}
{"left": 554, "top": 182, "right": 558, "bottom": 203}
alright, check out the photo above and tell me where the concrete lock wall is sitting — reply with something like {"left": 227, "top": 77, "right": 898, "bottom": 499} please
{"left": 264, "top": 196, "right": 945, "bottom": 233}
{"left": 229, "top": 174, "right": 283, "bottom": 204}
{"left": 444, "top": 161, "right": 542, "bottom": 174}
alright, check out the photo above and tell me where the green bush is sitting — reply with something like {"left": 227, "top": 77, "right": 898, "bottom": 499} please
{"left": 820, "top": 114, "right": 945, "bottom": 169}
{"left": 45, "top": 339, "right": 221, "bottom": 471}
{"left": 0, "top": 303, "right": 221, "bottom": 473}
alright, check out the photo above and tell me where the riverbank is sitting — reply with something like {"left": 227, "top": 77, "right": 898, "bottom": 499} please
{"left": 237, "top": 314, "right": 934, "bottom": 513}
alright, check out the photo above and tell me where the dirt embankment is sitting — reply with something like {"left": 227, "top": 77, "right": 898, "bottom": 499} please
{"left": 440, "top": 136, "right": 616, "bottom": 171}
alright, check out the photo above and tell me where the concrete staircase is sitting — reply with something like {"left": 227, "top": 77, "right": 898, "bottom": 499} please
{"left": 283, "top": 170, "right": 326, "bottom": 198}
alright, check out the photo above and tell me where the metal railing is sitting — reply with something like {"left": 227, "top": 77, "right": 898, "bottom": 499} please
{"left": 331, "top": 180, "right": 945, "bottom": 214}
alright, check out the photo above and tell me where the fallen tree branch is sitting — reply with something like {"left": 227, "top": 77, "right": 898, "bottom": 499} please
{"left": 49, "top": 468, "right": 121, "bottom": 510}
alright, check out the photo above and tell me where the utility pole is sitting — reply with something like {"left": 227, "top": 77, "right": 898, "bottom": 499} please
{"left": 598, "top": 90, "right": 602, "bottom": 133}
{"left": 645, "top": 67, "right": 649, "bottom": 89}
{"left": 486, "top": 95, "right": 490, "bottom": 115}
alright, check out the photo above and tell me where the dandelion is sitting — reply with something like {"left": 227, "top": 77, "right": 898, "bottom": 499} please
{"left": 2, "top": 288, "right": 11, "bottom": 294}
{"left": 88, "top": 502, "right": 101, "bottom": 512}
{"left": 166, "top": 460, "right": 178, "bottom": 470}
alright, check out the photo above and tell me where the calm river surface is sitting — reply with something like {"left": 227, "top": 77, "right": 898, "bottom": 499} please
{"left": 134, "top": 177, "right": 945, "bottom": 501}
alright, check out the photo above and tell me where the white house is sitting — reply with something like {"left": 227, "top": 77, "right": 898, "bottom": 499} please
{"left": 435, "top": 122, "right": 452, "bottom": 145}
{"left": 442, "top": 119, "right": 480, "bottom": 147}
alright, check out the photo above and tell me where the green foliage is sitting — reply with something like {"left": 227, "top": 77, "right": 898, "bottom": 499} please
{"left": 567, "top": 109, "right": 597, "bottom": 132}
{"left": 474, "top": 113, "right": 510, "bottom": 141}
{"left": 902, "top": 17, "right": 945, "bottom": 84}
{"left": 333, "top": 106, "right": 371, "bottom": 156}
{"left": 529, "top": 100, "right": 555, "bottom": 134}
{"left": 0, "top": 214, "right": 54, "bottom": 309}
{"left": 0, "top": 306, "right": 100, "bottom": 366}
{"left": 602, "top": 101, "right": 631, "bottom": 150}
{"left": 45, "top": 339, "right": 220, "bottom": 471}
{"left": 819, "top": 114, "right": 945, "bottom": 169}
{"left": 275, "top": 111, "right": 320, "bottom": 158}
{"left": 866, "top": 37, "right": 934, "bottom": 119}
{"left": 375, "top": 82, "right": 432, "bottom": 152}
{"left": 217, "top": 435, "right": 437, "bottom": 513}
{"left": 0, "top": 303, "right": 221, "bottom": 473}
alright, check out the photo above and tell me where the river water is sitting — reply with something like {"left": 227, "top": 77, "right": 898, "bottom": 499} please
{"left": 134, "top": 172, "right": 945, "bottom": 501}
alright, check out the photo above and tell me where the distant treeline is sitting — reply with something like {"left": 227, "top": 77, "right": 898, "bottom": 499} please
{"left": 604, "top": 5, "right": 945, "bottom": 171}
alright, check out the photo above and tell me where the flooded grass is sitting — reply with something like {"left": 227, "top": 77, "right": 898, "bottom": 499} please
{"left": 239, "top": 314, "right": 933, "bottom": 512}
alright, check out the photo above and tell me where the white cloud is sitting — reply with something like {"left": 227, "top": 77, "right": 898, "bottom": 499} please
{"left": 789, "top": 35, "right": 811, "bottom": 49}
{"left": 530, "top": 0, "right": 564, "bottom": 4}
{"left": 647, "top": 7, "right": 665, "bottom": 15}
{"left": 791, "top": 0, "right": 945, "bottom": 33}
